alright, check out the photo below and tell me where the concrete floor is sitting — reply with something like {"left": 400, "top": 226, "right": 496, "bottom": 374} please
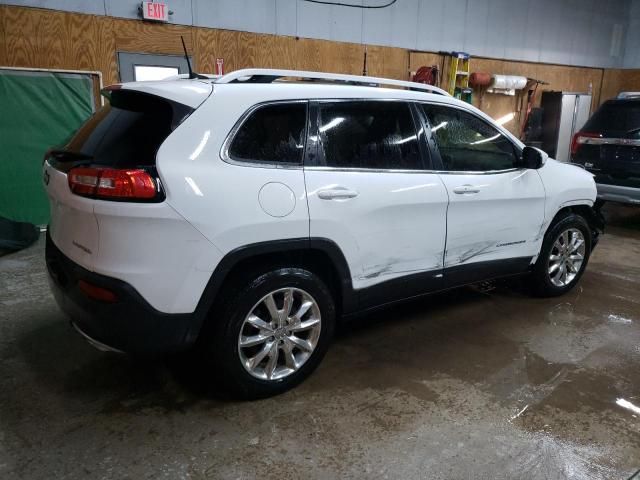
{"left": 1, "top": 204, "right": 639, "bottom": 480}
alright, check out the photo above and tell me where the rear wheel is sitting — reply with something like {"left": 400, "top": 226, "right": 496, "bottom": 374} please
{"left": 530, "top": 213, "right": 592, "bottom": 297}
{"left": 200, "top": 268, "right": 335, "bottom": 399}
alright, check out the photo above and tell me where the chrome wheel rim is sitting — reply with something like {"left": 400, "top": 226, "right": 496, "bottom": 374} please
{"left": 548, "top": 228, "right": 586, "bottom": 287}
{"left": 238, "top": 288, "right": 321, "bottom": 381}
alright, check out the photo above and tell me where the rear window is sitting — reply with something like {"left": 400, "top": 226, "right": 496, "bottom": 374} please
{"left": 58, "top": 90, "right": 193, "bottom": 168}
{"left": 228, "top": 102, "right": 307, "bottom": 165}
{"left": 583, "top": 100, "right": 640, "bottom": 134}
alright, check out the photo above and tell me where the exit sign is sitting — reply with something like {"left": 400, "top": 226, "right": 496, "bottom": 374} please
{"left": 142, "top": 2, "right": 169, "bottom": 22}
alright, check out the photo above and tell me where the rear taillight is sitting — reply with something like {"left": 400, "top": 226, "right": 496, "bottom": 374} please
{"left": 68, "top": 167, "right": 157, "bottom": 200}
{"left": 571, "top": 132, "right": 600, "bottom": 156}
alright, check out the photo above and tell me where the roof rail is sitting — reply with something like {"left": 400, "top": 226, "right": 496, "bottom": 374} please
{"left": 214, "top": 68, "right": 451, "bottom": 96}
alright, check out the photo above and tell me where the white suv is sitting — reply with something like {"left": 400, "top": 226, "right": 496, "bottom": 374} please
{"left": 44, "top": 69, "right": 604, "bottom": 398}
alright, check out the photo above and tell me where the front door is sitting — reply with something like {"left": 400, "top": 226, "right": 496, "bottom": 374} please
{"left": 304, "top": 100, "right": 449, "bottom": 307}
{"left": 418, "top": 103, "right": 546, "bottom": 285}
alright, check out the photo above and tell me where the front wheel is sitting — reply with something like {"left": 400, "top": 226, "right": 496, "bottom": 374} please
{"left": 200, "top": 268, "right": 336, "bottom": 399}
{"left": 529, "top": 213, "right": 592, "bottom": 297}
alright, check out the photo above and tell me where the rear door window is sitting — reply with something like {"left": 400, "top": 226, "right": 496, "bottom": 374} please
{"left": 228, "top": 102, "right": 307, "bottom": 165}
{"left": 59, "top": 90, "right": 192, "bottom": 168}
{"left": 316, "top": 101, "right": 423, "bottom": 170}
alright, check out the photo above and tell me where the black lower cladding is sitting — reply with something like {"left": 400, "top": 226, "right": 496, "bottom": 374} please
{"left": 45, "top": 231, "right": 195, "bottom": 354}
{"left": 356, "top": 256, "right": 533, "bottom": 314}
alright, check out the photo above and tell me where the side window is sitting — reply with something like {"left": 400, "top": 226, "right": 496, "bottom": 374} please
{"left": 421, "top": 104, "right": 519, "bottom": 172}
{"left": 229, "top": 103, "right": 307, "bottom": 165}
{"left": 317, "top": 101, "right": 422, "bottom": 170}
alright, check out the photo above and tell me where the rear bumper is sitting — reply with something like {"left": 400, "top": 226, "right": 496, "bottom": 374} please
{"left": 597, "top": 183, "right": 640, "bottom": 205}
{"left": 45, "top": 231, "right": 196, "bottom": 355}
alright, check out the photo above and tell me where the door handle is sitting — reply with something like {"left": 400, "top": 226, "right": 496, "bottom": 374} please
{"left": 317, "top": 188, "right": 359, "bottom": 200}
{"left": 453, "top": 184, "right": 481, "bottom": 195}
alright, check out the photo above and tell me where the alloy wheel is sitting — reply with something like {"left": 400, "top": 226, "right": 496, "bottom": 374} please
{"left": 548, "top": 228, "right": 586, "bottom": 287}
{"left": 238, "top": 288, "right": 322, "bottom": 381}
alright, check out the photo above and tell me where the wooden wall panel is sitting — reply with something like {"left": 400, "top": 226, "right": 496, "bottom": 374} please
{"left": 2, "top": 4, "right": 640, "bottom": 137}
{"left": 1, "top": 6, "right": 117, "bottom": 85}
{"left": 353, "top": 45, "right": 409, "bottom": 80}
{"left": 93, "top": 18, "right": 118, "bottom": 85}
{"left": 378, "top": 47, "right": 409, "bottom": 80}
{"left": 363, "top": 46, "right": 383, "bottom": 77}
{"left": 196, "top": 31, "right": 404, "bottom": 83}
{"left": 601, "top": 69, "right": 640, "bottom": 102}
{"left": 601, "top": 69, "right": 622, "bottom": 102}
{"left": 3, "top": 7, "right": 62, "bottom": 69}
{"left": 195, "top": 28, "right": 240, "bottom": 73}
{"left": 195, "top": 29, "right": 297, "bottom": 73}
{"left": 236, "top": 32, "right": 297, "bottom": 70}
{"left": 295, "top": 38, "right": 363, "bottom": 75}
{"left": 111, "top": 18, "right": 193, "bottom": 56}
{"left": 0, "top": 6, "right": 7, "bottom": 66}
{"left": 409, "top": 51, "right": 443, "bottom": 75}
{"left": 532, "top": 64, "right": 602, "bottom": 108}
{"left": 294, "top": 38, "right": 329, "bottom": 72}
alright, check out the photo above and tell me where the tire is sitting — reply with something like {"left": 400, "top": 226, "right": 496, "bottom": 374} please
{"left": 199, "top": 267, "right": 336, "bottom": 399}
{"left": 529, "top": 212, "right": 592, "bottom": 297}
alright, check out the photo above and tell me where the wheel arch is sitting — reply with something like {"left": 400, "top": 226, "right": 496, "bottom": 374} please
{"left": 185, "top": 238, "right": 355, "bottom": 344}
{"left": 549, "top": 202, "right": 605, "bottom": 236}
{"left": 536, "top": 203, "right": 604, "bottom": 265}
{"left": 530, "top": 202, "right": 597, "bottom": 297}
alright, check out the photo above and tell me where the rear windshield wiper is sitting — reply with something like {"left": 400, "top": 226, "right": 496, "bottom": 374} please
{"left": 47, "top": 149, "right": 93, "bottom": 161}
{"left": 626, "top": 126, "right": 640, "bottom": 135}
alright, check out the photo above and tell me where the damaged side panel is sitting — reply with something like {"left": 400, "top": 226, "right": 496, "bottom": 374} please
{"left": 306, "top": 169, "right": 450, "bottom": 292}
{"left": 438, "top": 169, "right": 546, "bottom": 270}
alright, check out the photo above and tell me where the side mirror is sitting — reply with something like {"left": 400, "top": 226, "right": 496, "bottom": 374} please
{"left": 521, "top": 146, "right": 548, "bottom": 169}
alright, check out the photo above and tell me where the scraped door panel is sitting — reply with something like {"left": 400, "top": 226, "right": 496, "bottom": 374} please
{"left": 419, "top": 102, "right": 547, "bottom": 276}
{"left": 438, "top": 170, "right": 546, "bottom": 269}
{"left": 305, "top": 100, "right": 449, "bottom": 295}
{"left": 306, "top": 170, "right": 448, "bottom": 290}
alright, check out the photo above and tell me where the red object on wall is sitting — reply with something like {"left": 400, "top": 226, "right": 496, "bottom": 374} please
{"left": 412, "top": 66, "right": 439, "bottom": 86}
{"left": 215, "top": 58, "right": 224, "bottom": 75}
{"left": 469, "top": 72, "right": 492, "bottom": 87}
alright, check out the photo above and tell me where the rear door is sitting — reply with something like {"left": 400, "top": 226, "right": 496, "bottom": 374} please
{"left": 304, "top": 100, "right": 449, "bottom": 306}
{"left": 418, "top": 103, "right": 546, "bottom": 285}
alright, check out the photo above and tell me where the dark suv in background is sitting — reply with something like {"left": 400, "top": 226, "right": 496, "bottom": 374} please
{"left": 571, "top": 93, "right": 640, "bottom": 205}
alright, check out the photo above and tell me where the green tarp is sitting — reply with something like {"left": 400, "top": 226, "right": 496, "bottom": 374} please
{"left": 0, "top": 69, "right": 95, "bottom": 225}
